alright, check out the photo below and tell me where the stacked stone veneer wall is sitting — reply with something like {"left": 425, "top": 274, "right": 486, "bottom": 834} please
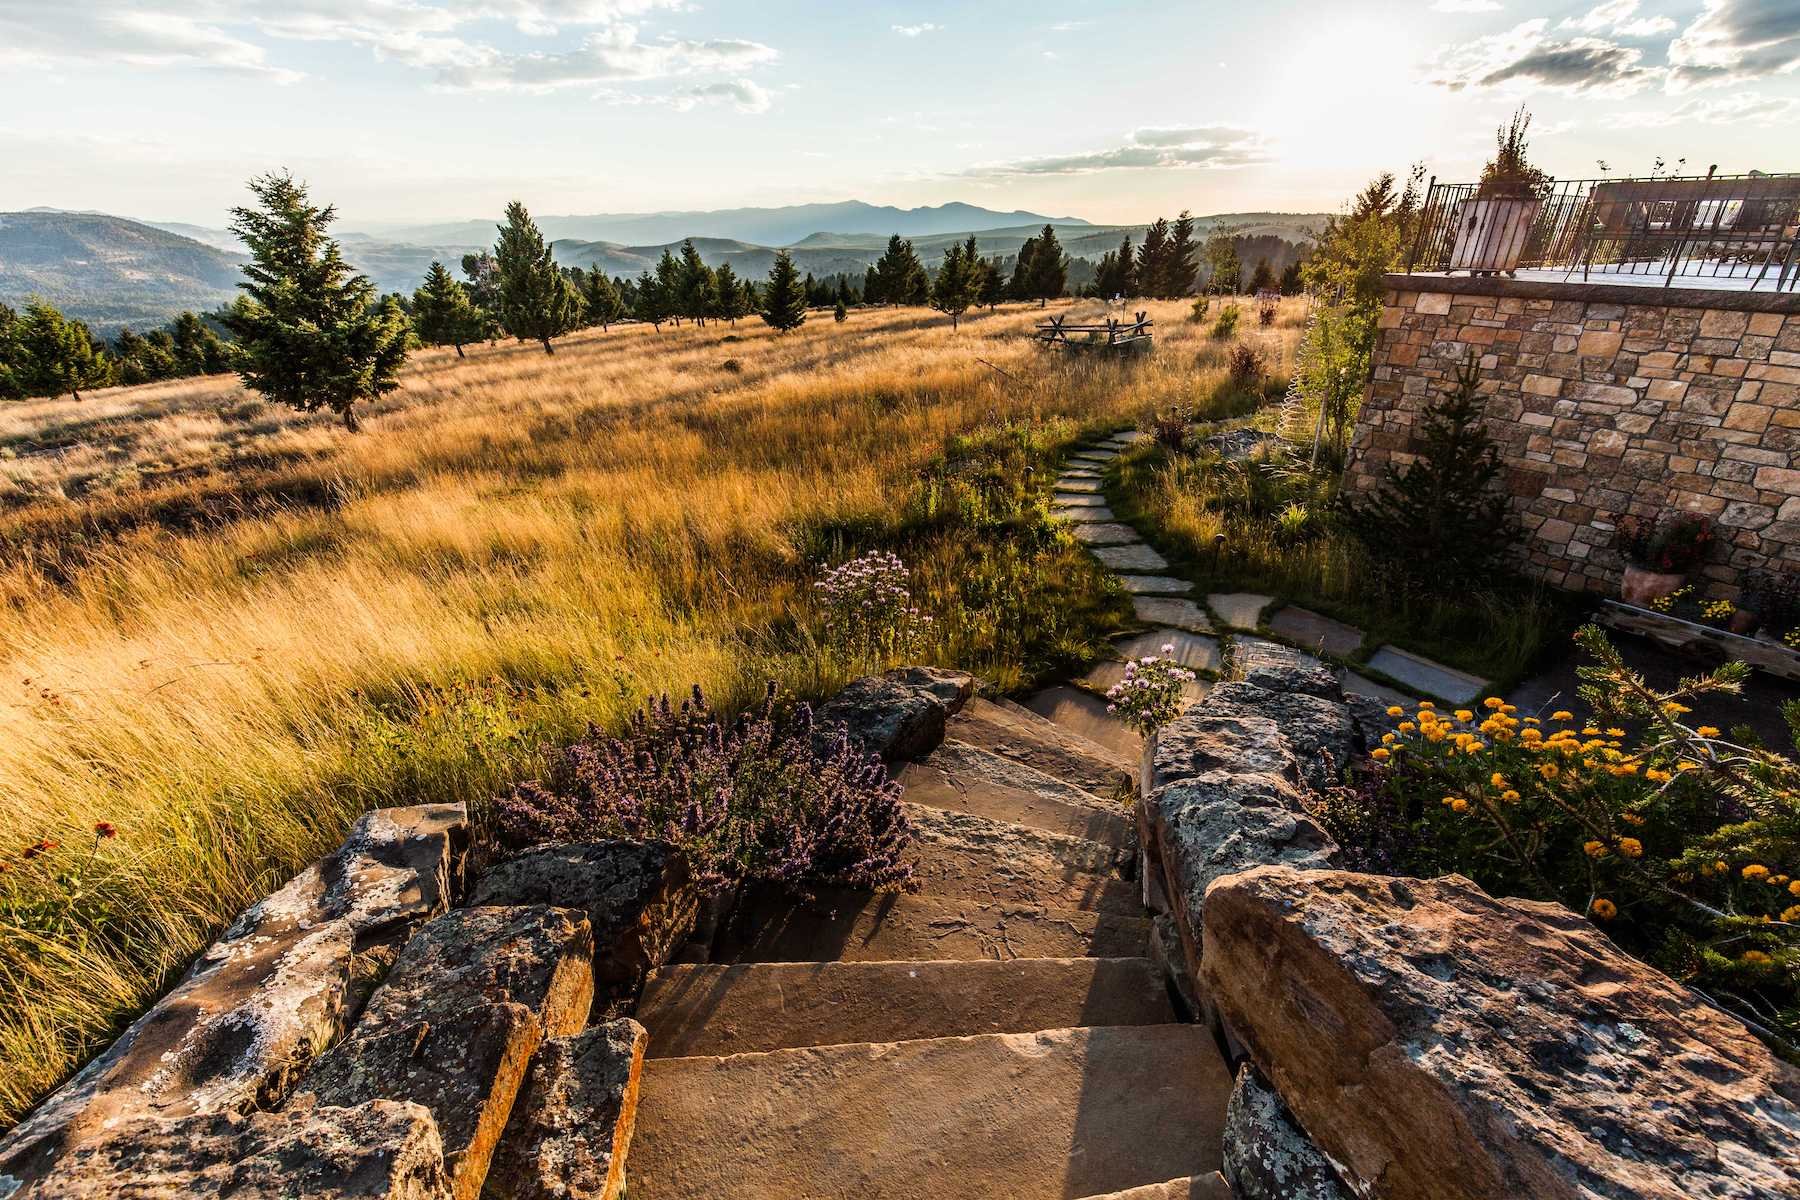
{"left": 1343, "top": 274, "right": 1800, "bottom": 597}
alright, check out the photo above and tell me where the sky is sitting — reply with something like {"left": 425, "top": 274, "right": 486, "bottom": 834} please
{"left": 0, "top": 0, "right": 1796, "bottom": 230}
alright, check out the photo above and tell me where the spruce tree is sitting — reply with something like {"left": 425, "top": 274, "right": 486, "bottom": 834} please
{"left": 172, "top": 311, "right": 232, "bottom": 374}
{"left": 862, "top": 264, "right": 880, "bottom": 305}
{"left": 1137, "top": 219, "right": 1170, "bottom": 297}
{"left": 676, "top": 240, "right": 715, "bottom": 326}
{"left": 834, "top": 299, "right": 848, "bottom": 323}
{"left": 1249, "top": 257, "right": 1277, "bottom": 293}
{"left": 1008, "top": 236, "right": 1039, "bottom": 301}
{"left": 871, "top": 235, "right": 927, "bottom": 307}
{"left": 1027, "top": 225, "right": 1067, "bottom": 307}
{"left": 633, "top": 269, "right": 666, "bottom": 330}
{"left": 1346, "top": 355, "right": 1509, "bottom": 584}
{"left": 223, "top": 173, "right": 405, "bottom": 431}
{"left": 979, "top": 257, "right": 1005, "bottom": 310}
{"left": 582, "top": 266, "right": 622, "bottom": 329}
{"left": 931, "top": 235, "right": 982, "bottom": 330}
{"left": 654, "top": 249, "right": 683, "bottom": 326}
{"left": 760, "top": 250, "right": 808, "bottom": 333}
{"left": 1164, "top": 211, "right": 1199, "bottom": 297}
{"left": 413, "top": 261, "right": 486, "bottom": 357}
{"left": 0, "top": 302, "right": 19, "bottom": 399}
{"left": 1279, "top": 261, "right": 1305, "bottom": 295}
{"left": 494, "top": 201, "right": 583, "bottom": 353}
{"left": 713, "top": 262, "right": 746, "bottom": 324}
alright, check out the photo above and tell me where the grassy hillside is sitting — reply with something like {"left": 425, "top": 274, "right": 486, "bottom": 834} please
{"left": 0, "top": 297, "right": 1304, "bottom": 1125}
{"left": 0, "top": 212, "right": 241, "bottom": 333}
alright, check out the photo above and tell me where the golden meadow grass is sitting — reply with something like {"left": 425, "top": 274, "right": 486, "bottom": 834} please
{"left": 0, "top": 297, "right": 1303, "bottom": 1124}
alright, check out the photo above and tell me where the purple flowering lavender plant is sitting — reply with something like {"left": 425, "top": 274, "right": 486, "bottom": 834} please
{"left": 814, "top": 549, "right": 935, "bottom": 662}
{"left": 1104, "top": 644, "right": 1196, "bottom": 736}
{"left": 493, "top": 683, "right": 915, "bottom": 895}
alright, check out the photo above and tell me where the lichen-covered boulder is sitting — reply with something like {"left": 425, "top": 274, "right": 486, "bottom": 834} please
{"left": 471, "top": 841, "right": 697, "bottom": 1005}
{"left": 1221, "top": 1064, "right": 1350, "bottom": 1200}
{"left": 0, "top": 805, "right": 468, "bottom": 1196}
{"left": 1201, "top": 867, "right": 1800, "bottom": 1200}
{"left": 813, "top": 666, "right": 974, "bottom": 762}
{"left": 15, "top": 1099, "right": 453, "bottom": 1200}
{"left": 483, "top": 1020, "right": 647, "bottom": 1200}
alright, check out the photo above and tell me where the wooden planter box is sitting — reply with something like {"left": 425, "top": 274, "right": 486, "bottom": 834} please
{"left": 1599, "top": 599, "right": 1800, "bottom": 683}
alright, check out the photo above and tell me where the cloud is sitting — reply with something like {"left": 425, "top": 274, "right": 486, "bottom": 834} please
{"left": 1606, "top": 90, "right": 1800, "bottom": 125}
{"left": 1667, "top": 0, "right": 1800, "bottom": 89}
{"left": 891, "top": 23, "right": 941, "bottom": 37}
{"left": 1049, "top": 19, "right": 1094, "bottom": 31}
{"left": 1425, "top": 18, "right": 1659, "bottom": 93}
{"left": 670, "top": 77, "right": 771, "bottom": 113}
{"left": 434, "top": 26, "right": 776, "bottom": 92}
{"left": 0, "top": 4, "right": 304, "bottom": 80}
{"left": 957, "top": 126, "right": 1271, "bottom": 178}
{"left": 1431, "top": 0, "right": 1502, "bottom": 12}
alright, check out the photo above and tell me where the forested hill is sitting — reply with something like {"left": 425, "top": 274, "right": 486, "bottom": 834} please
{"left": 0, "top": 211, "right": 242, "bottom": 335}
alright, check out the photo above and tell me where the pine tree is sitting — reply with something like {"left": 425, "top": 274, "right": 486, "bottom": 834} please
{"left": 1249, "top": 257, "right": 1277, "bottom": 293}
{"left": 581, "top": 266, "right": 622, "bottom": 329}
{"left": 654, "top": 249, "right": 683, "bottom": 326}
{"left": 12, "top": 301, "right": 114, "bottom": 400}
{"left": 0, "top": 302, "right": 20, "bottom": 399}
{"left": 1137, "top": 219, "right": 1170, "bottom": 297}
{"left": 1008, "top": 237, "right": 1039, "bottom": 301}
{"left": 676, "top": 240, "right": 716, "bottom": 326}
{"left": 834, "top": 299, "right": 848, "bottom": 323}
{"left": 413, "top": 261, "right": 487, "bottom": 357}
{"left": 1279, "top": 261, "right": 1305, "bottom": 295}
{"left": 494, "top": 201, "right": 583, "bottom": 354}
{"left": 1345, "top": 355, "right": 1509, "bottom": 584}
{"left": 171, "top": 311, "right": 232, "bottom": 374}
{"left": 1027, "top": 225, "right": 1067, "bottom": 307}
{"left": 979, "top": 257, "right": 1005, "bottom": 310}
{"left": 760, "top": 250, "right": 808, "bottom": 333}
{"left": 713, "top": 262, "right": 746, "bottom": 324}
{"left": 931, "top": 235, "right": 982, "bottom": 330}
{"left": 222, "top": 173, "right": 405, "bottom": 431}
{"left": 633, "top": 269, "right": 666, "bottom": 330}
{"left": 1164, "top": 211, "right": 1199, "bottom": 297}
{"left": 871, "top": 235, "right": 927, "bottom": 307}
{"left": 862, "top": 264, "right": 880, "bottom": 305}
{"left": 460, "top": 251, "right": 501, "bottom": 319}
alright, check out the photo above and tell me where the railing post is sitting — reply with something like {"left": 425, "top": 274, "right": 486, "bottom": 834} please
{"left": 1405, "top": 176, "right": 1436, "bottom": 274}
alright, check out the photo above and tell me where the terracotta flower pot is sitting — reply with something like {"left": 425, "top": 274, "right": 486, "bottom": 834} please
{"left": 1621, "top": 565, "right": 1685, "bottom": 606}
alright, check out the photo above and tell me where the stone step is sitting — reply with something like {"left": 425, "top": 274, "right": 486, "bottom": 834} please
{"left": 712, "top": 883, "right": 1152, "bottom": 963}
{"left": 1206, "top": 592, "right": 1274, "bottom": 629}
{"left": 905, "top": 804, "right": 1139, "bottom": 915}
{"left": 898, "top": 751, "right": 1135, "bottom": 856}
{"left": 1024, "top": 685, "right": 1144, "bottom": 760}
{"left": 1074, "top": 1174, "right": 1233, "bottom": 1200}
{"left": 1116, "top": 575, "right": 1194, "bottom": 595}
{"left": 959, "top": 696, "right": 1135, "bottom": 790}
{"left": 1072, "top": 522, "right": 1142, "bottom": 546}
{"left": 629, "top": 1024, "right": 1231, "bottom": 1200}
{"left": 1082, "top": 659, "right": 1212, "bottom": 706}
{"left": 1114, "top": 630, "right": 1222, "bottom": 672}
{"left": 637, "top": 958, "right": 1176, "bottom": 1058}
{"left": 1093, "top": 544, "right": 1170, "bottom": 572}
{"left": 1364, "top": 644, "right": 1489, "bottom": 705}
{"left": 1131, "top": 596, "right": 1214, "bottom": 633}
{"left": 1267, "top": 605, "right": 1364, "bottom": 657}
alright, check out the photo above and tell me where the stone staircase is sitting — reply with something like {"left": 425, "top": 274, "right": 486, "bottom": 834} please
{"left": 627, "top": 696, "right": 1235, "bottom": 1200}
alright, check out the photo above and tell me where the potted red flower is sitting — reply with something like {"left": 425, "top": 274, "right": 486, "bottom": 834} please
{"left": 1614, "top": 512, "right": 1715, "bottom": 606}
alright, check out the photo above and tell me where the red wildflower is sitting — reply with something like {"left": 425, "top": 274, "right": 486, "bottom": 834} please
{"left": 22, "top": 839, "right": 59, "bottom": 860}
{"left": 94, "top": 821, "right": 117, "bottom": 840}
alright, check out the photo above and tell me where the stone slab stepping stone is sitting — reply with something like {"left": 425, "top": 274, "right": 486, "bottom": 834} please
{"left": 1365, "top": 646, "right": 1488, "bottom": 705}
{"left": 638, "top": 958, "right": 1176, "bottom": 1059}
{"left": 1113, "top": 630, "right": 1222, "bottom": 672}
{"left": 1093, "top": 543, "right": 1170, "bottom": 572}
{"left": 1057, "top": 478, "right": 1104, "bottom": 494}
{"left": 1234, "top": 637, "right": 1324, "bottom": 676}
{"left": 1104, "top": 430, "right": 1147, "bottom": 446}
{"left": 1207, "top": 592, "right": 1274, "bottom": 629}
{"left": 630, "top": 1024, "right": 1231, "bottom": 1200}
{"left": 1024, "top": 685, "right": 1144, "bottom": 759}
{"left": 947, "top": 697, "right": 1134, "bottom": 793}
{"left": 1070, "top": 451, "right": 1116, "bottom": 465}
{"left": 1267, "top": 605, "right": 1365, "bottom": 657}
{"left": 903, "top": 805, "right": 1139, "bottom": 915}
{"left": 1131, "top": 596, "right": 1213, "bottom": 632}
{"left": 1052, "top": 492, "right": 1110, "bottom": 508}
{"left": 901, "top": 743, "right": 1132, "bottom": 852}
{"left": 1340, "top": 669, "right": 1416, "bottom": 708}
{"left": 1072, "top": 523, "right": 1141, "bottom": 546}
{"left": 715, "top": 881, "right": 1151, "bottom": 963}
{"left": 1079, "top": 1175, "right": 1233, "bottom": 1200}
{"left": 1060, "top": 467, "right": 1103, "bottom": 480}
{"left": 1116, "top": 575, "right": 1194, "bottom": 595}
{"left": 1082, "top": 658, "right": 1213, "bottom": 704}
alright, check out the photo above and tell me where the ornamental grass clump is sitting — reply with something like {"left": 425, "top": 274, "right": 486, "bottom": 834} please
{"left": 814, "top": 549, "right": 934, "bottom": 661}
{"left": 1321, "top": 625, "right": 1799, "bottom": 1055}
{"left": 1104, "top": 645, "right": 1196, "bottom": 736}
{"left": 493, "top": 683, "right": 915, "bottom": 896}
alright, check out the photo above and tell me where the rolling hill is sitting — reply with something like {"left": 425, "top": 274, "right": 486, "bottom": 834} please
{"left": 0, "top": 211, "right": 242, "bottom": 334}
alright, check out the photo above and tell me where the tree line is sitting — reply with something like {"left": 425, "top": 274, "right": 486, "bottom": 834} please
{"left": 1088, "top": 211, "right": 1308, "bottom": 300}
{"left": 0, "top": 300, "right": 233, "bottom": 402}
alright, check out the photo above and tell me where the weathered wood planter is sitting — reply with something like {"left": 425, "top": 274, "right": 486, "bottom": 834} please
{"left": 1599, "top": 598, "right": 1800, "bottom": 682}
{"left": 1034, "top": 312, "right": 1154, "bottom": 356}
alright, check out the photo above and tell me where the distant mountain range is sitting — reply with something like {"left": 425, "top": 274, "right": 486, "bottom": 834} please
{"left": 1, "top": 203, "right": 1330, "bottom": 334}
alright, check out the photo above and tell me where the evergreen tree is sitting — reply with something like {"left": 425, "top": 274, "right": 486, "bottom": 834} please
{"left": 870, "top": 235, "right": 927, "bottom": 306}
{"left": 633, "top": 269, "right": 667, "bottom": 330}
{"left": 460, "top": 251, "right": 501, "bottom": 322}
{"left": 834, "top": 299, "right": 847, "bottom": 323}
{"left": 1094, "top": 234, "right": 1138, "bottom": 298}
{"left": 112, "top": 327, "right": 176, "bottom": 385}
{"left": 676, "top": 239, "right": 716, "bottom": 326}
{"left": 1008, "top": 236, "right": 1039, "bottom": 301}
{"left": 494, "top": 200, "right": 583, "bottom": 353}
{"left": 931, "top": 235, "right": 982, "bottom": 330}
{"left": 1164, "top": 211, "right": 1199, "bottom": 297}
{"left": 979, "top": 257, "right": 1005, "bottom": 310}
{"left": 1203, "top": 232, "right": 1241, "bottom": 294}
{"left": 0, "top": 302, "right": 19, "bottom": 399}
{"left": 581, "top": 266, "right": 623, "bottom": 329}
{"left": 1026, "top": 225, "right": 1067, "bottom": 307}
{"left": 713, "top": 262, "right": 746, "bottom": 325}
{"left": 760, "top": 250, "right": 808, "bottom": 333}
{"left": 862, "top": 264, "right": 880, "bottom": 305}
{"left": 171, "top": 311, "right": 232, "bottom": 374}
{"left": 11, "top": 300, "right": 113, "bottom": 400}
{"left": 1345, "top": 355, "right": 1509, "bottom": 584}
{"left": 834, "top": 276, "right": 853, "bottom": 306}
{"left": 1279, "top": 260, "right": 1305, "bottom": 295}
{"left": 1137, "top": 219, "right": 1170, "bottom": 297}
{"left": 222, "top": 172, "right": 405, "bottom": 431}
{"left": 412, "top": 261, "right": 486, "bottom": 357}
{"left": 654, "top": 249, "right": 684, "bottom": 326}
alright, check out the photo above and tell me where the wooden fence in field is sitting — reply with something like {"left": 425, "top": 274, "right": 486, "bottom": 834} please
{"left": 1033, "top": 312, "right": 1154, "bottom": 355}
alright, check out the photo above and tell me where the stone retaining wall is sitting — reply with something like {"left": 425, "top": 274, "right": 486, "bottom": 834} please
{"left": 1138, "top": 671, "right": 1800, "bottom": 1200}
{"left": 1343, "top": 274, "right": 1800, "bottom": 598}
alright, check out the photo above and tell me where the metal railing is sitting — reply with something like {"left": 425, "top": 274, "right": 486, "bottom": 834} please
{"left": 1403, "top": 172, "right": 1800, "bottom": 291}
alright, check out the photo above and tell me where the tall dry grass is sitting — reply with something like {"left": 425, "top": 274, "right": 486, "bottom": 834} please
{"left": 0, "top": 297, "right": 1292, "bottom": 1124}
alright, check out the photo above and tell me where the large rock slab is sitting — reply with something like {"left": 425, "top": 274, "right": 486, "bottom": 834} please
{"left": 904, "top": 804, "right": 1140, "bottom": 914}
{"left": 1130, "top": 596, "right": 1213, "bottom": 632}
{"left": 1266, "top": 606, "right": 1364, "bottom": 657}
{"left": 1023, "top": 685, "right": 1143, "bottom": 759}
{"left": 1093, "top": 543, "right": 1171, "bottom": 572}
{"left": 17, "top": 1099, "right": 453, "bottom": 1200}
{"left": 471, "top": 841, "right": 697, "bottom": 1006}
{"left": 1206, "top": 592, "right": 1273, "bottom": 629}
{"left": 483, "top": 1020, "right": 647, "bottom": 1200}
{"left": 812, "top": 666, "right": 974, "bottom": 763}
{"left": 300, "top": 907, "right": 596, "bottom": 1200}
{"left": 1201, "top": 867, "right": 1800, "bottom": 1200}
{"left": 1115, "top": 574, "right": 1194, "bottom": 595}
{"left": 1221, "top": 1064, "right": 1349, "bottom": 1200}
{"left": 0, "top": 805, "right": 468, "bottom": 1194}
{"left": 947, "top": 697, "right": 1134, "bottom": 794}
{"left": 1364, "top": 645, "right": 1487, "bottom": 705}
{"left": 1073, "top": 1174, "right": 1232, "bottom": 1200}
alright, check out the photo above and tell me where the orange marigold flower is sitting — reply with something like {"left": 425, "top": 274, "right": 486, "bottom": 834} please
{"left": 1551, "top": 710, "right": 1574, "bottom": 722}
{"left": 1696, "top": 726, "right": 1720, "bottom": 738}
{"left": 1501, "top": 789, "right": 1521, "bottom": 802}
{"left": 1743, "top": 864, "right": 1771, "bottom": 881}
{"left": 1790, "top": 879, "right": 1800, "bottom": 896}
{"left": 1489, "top": 772, "right": 1507, "bottom": 789}
{"left": 1590, "top": 898, "right": 1617, "bottom": 920}
{"left": 1483, "top": 697, "right": 1503, "bottom": 710}
{"left": 1386, "top": 706, "right": 1404, "bottom": 718}
{"left": 1617, "top": 837, "right": 1643, "bottom": 859}
{"left": 1539, "top": 763, "right": 1560, "bottom": 780}
{"left": 1782, "top": 906, "right": 1800, "bottom": 923}
{"left": 1450, "top": 798, "right": 1470, "bottom": 813}
{"left": 1455, "top": 709, "right": 1474, "bottom": 722}
{"left": 1584, "top": 840, "right": 1607, "bottom": 859}
{"left": 1370, "top": 748, "right": 1390, "bottom": 761}
{"left": 1740, "top": 950, "right": 1772, "bottom": 965}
